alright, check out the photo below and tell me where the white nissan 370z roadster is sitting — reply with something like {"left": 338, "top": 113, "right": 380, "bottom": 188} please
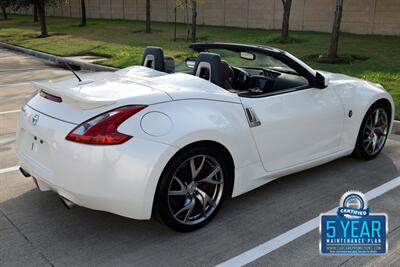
{"left": 16, "top": 43, "right": 394, "bottom": 231}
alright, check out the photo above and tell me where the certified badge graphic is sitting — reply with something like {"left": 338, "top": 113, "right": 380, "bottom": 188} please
{"left": 320, "top": 191, "right": 387, "bottom": 255}
{"left": 338, "top": 191, "right": 369, "bottom": 219}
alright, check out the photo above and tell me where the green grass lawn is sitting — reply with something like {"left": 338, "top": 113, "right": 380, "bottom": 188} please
{"left": 1, "top": 15, "right": 399, "bottom": 119}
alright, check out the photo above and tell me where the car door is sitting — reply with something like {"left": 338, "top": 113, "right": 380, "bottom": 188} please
{"left": 240, "top": 86, "right": 345, "bottom": 172}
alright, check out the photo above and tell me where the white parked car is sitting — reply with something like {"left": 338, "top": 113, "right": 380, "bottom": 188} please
{"left": 16, "top": 43, "right": 394, "bottom": 231}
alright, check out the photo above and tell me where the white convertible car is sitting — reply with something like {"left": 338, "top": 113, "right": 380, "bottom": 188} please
{"left": 17, "top": 43, "right": 394, "bottom": 231}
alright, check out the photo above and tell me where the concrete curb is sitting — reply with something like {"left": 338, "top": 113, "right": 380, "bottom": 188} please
{"left": 0, "top": 42, "right": 119, "bottom": 72}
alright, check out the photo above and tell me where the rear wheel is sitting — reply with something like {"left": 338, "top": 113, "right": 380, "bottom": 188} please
{"left": 353, "top": 102, "right": 390, "bottom": 160}
{"left": 155, "top": 147, "right": 230, "bottom": 232}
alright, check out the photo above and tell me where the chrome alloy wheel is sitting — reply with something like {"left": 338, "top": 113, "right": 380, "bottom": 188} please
{"left": 362, "top": 107, "right": 389, "bottom": 156}
{"left": 167, "top": 155, "right": 224, "bottom": 225}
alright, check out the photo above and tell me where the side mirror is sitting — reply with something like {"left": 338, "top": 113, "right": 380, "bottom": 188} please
{"left": 185, "top": 57, "right": 197, "bottom": 69}
{"left": 315, "top": 72, "right": 329, "bottom": 89}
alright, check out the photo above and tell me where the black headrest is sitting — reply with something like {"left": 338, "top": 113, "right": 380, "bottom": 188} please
{"left": 193, "top": 52, "right": 223, "bottom": 88}
{"left": 142, "top": 46, "right": 165, "bottom": 72}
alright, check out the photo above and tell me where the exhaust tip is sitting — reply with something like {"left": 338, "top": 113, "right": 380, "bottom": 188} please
{"left": 60, "top": 196, "right": 76, "bottom": 209}
{"left": 19, "top": 167, "right": 31, "bottom": 177}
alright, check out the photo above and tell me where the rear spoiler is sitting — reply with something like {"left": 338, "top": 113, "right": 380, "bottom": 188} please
{"left": 32, "top": 81, "right": 115, "bottom": 108}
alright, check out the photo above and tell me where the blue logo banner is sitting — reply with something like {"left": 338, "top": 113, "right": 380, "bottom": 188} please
{"left": 320, "top": 214, "right": 387, "bottom": 254}
{"left": 320, "top": 191, "right": 387, "bottom": 255}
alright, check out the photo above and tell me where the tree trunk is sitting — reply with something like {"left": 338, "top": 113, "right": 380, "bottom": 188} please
{"left": 191, "top": 0, "right": 197, "bottom": 43}
{"left": 328, "top": 0, "right": 344, "bottom": 61}
{"left": 80, "top": 0, "right": 87, "bottom": 26}
{"left": 1, "top": 6, "right": 7, "bottom": 20}
{"left": 145, "top": 0, "right": 151, "bottom": 33}
{"left": 34, "top": 2, "right": 38, "bottom": 22}
{"left": 37, "top": 0, "right": 48, "bottom": 37}
{"left": 174, "top": 6, "right": 177, "bottom": 41}
{"left": 185, "top": 0, "right": 190, "bottom": 41}
{"left": 281, "top": 0, "right": 292, "bottom": 42}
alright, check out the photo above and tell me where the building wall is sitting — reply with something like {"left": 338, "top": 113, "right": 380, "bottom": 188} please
{"left": 12, "top": 0, "right": 400, "bottom": 35}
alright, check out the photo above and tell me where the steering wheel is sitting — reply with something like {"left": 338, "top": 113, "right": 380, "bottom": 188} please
{"left": 232, "top": 67, "right": 249, "bottom": 87}
{"left": 221, "top": 61, "right": 235, "bottom": 89}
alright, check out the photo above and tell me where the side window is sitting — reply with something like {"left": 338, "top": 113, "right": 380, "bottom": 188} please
{"left": 240, "top": 74, "right": 309, "bottom": 98}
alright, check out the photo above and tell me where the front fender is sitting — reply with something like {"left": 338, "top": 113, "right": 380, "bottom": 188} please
{"left": 333, "top": 80, "right": 395, "bottom": 150}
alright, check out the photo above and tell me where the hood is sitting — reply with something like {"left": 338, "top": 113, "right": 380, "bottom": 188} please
{"left": 319, "top": 70, "right": 386, "bottom": 91}
{"left": 318, "top": 71, "right": 362, "bottom": 83}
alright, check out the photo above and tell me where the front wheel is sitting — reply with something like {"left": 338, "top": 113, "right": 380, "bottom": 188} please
{"left": 353, "top": 103, "right": 390, "bottom": 160}
{"left": 155, "top": 147, "right": 231, "bottom": 232}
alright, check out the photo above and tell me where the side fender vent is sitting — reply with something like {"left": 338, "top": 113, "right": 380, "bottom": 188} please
{"left": 244, "top": 107, "right": 261, "bottom": 128}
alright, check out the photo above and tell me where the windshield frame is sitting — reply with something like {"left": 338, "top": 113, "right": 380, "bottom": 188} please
{"left": 201, "top": 48, "right": 297, "bottom": 74}
{"left": 189, "top": 42, "right": 318, "bottom": 87}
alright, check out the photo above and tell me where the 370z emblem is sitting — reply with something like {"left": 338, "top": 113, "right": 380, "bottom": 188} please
{"left": 31, "top": 114, "right": 39, "bottom": 126}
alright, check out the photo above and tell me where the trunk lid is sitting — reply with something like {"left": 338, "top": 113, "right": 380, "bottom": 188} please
{"left": 28, "top": 71, "right": 172, "bottom": 124}
{"left": 118, "top": 66, "right": 241, "bottom": 103}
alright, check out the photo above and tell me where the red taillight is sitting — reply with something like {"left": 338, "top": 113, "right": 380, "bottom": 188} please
{"left": 40, "top": 90, "right": 62, "bottom": 103}
{"left": 66, "top": 105, "right": 147, "bottom": 145}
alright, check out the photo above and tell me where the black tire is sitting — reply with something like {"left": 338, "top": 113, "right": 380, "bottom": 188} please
{"left": 154, "top": 146, "right": 232, "bottom": 232}
{"left": 352, "top": 101, "right": 391, "bottom": 160}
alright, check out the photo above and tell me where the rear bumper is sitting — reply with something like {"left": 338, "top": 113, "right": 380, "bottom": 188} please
{"left": 16, "top": 105, "right": 178, "bottom": 220}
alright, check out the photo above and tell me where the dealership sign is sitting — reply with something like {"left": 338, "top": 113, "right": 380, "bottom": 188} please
{"left": 320, "top": 191, "right": 387, "bottom": 254}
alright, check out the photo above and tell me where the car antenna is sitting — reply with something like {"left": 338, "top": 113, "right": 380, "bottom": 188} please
{"left": 64, "top": 62, "right": 82, "bottom": 82}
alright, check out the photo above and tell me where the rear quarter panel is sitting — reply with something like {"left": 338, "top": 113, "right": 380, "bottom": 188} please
{"left": 118, "top": 99, "right": 263, "bottom": 207}
{"left": 118, "top": 99, "right": 261, "bottom": 170}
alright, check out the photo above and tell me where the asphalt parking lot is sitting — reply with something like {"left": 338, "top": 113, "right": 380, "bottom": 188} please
{"left": 1, "top": 48, "right": 400, "bottom": 267}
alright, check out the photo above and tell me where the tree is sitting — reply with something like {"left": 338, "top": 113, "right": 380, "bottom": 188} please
{"left": 191, "top": 0, "right": 197, "bottom": 43}
{"left": 174, "top": 2, "right": 178, "bottom": 41}
{"left": 11, "top": 0, "right": 64, "bottom": 37}
{"left": 0, "top": 0, "right": 10, "bottom": 20}
{"left": 145, "top": 0, "right": 151, "bottom": 33}
{"left": 33, "top": 0, "right": 38, "bottom": 22}
{"left": 174, "top": 0, "right": 200, "bottom": 42}
{"left": 174, "top": 0, "right": 202, "bottom": 43}
{"left": 1, "top": 5, "right": 6, "bottom": 20}
{"left": 80, "top": 0, "right": 86, "bottom": 26}
{"left": 328, "top": 0, "right": 344, "bottom": 61}
{"left": 281, "top": 0, "right": 292, "bottom": 42}
{"left": 177, "top": 0, "right": 193, "bottom": 41}
{"left": 173, "top": 0, "right": 192, "bottom": 41}
{"left": 174, "top": 0, "right": 183, "bottom": 41}
{"left": 36, "top": 0, "right": 47, "bottom": 37}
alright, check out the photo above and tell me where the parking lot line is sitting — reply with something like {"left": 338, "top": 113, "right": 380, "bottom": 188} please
{"left": 0, "top": 82, "right": 30, "bottom": 87}
{"left": 0, "top": 109, "right": 20, "bottom": 115}
{"left": 216, "top": 175, "right": 400, "bottom": 267}
{"left": 0, "top": 68, "right": 54, "bottom": 72}
{"left": 0, "top": 166, "right": 20, "bottom": 174}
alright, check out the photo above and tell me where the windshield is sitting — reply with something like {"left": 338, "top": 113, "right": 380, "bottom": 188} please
{"left": 205, "top": 48, "right": 297, "bottom": 73}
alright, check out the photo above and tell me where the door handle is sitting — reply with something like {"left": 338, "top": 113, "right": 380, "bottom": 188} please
{"left": 244, "top": 107, "right": 261, "bottom": 128}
